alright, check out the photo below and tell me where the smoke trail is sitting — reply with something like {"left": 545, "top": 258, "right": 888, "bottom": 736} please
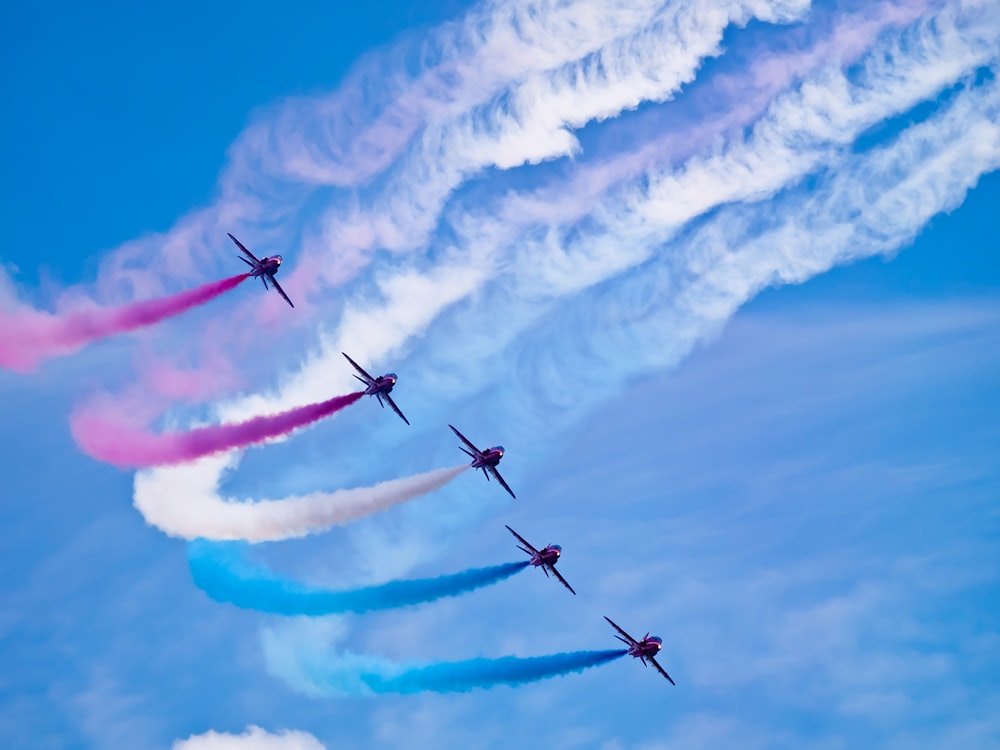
{"left": 0, "top": 273, "right": 249, "bottom": 373}
{"left": 360, "top": 650, "right": 628, "bottom": 695}
{"left": 133, "top": 463, "right": 470, "bottom": 541}
{"left": 195, "top": 0, "right": 993, "bottom": 423}
{"left": 70, "top": 391, "right": 363, "bottom": 468}
{"left": 275, "top": 646, "right": 628, "bottom": 696}
{"left": 188, "top": 539, "right": 529, "bottom": 615}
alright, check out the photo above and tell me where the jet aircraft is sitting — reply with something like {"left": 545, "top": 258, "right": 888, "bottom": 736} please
{"left": 228, "top": 233, "right": 294, "bottom": 308}
{"left": 342, "top": 352, "right": 409, "bottom": 425}
{"left": 448, "top": 424, "right": 515, "bottom": 499}
{"left": 604, "top": 616, "right": 675, "bottom": 685}
{"left": 505, "top": 525, "right": 575, "bottom": 594}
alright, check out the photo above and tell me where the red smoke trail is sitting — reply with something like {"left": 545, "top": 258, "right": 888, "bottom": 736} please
{"left": 0, "top": 273, "right": 249, "bottom": 372}
{"left": 70, "top": 391, "right": 364, "bottom": 468}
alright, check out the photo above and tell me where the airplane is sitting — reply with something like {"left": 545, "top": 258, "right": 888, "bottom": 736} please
{"left": 228, "top": 233, "right": 294, "bottom": 308}
{"left": 604, "top": 616, "right": 675, "bottom": 685}
{"left": 342, "top": 352, "right": 409, "bottom": 425}
{"left": 448, "top": 424, "right": 515, "bottom": 499}
{"left": 505, "top": 525, "right": 575, "bottom": 595}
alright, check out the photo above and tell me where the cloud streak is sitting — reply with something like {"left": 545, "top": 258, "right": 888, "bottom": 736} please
{"left": 70, "top": 391, "right": 363, "bottom": 468}
{"left": 188, "top": 539, "right": 529, "bottom": 615}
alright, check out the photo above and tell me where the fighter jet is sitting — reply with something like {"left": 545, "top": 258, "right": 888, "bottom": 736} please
{"left": 228, "top": 233, "right": 294, "bottom": 308}
{"left": 604, "top": 616, "right": 675, "bottom": 685}
{"left": 342, "top": 352, "right": 409, "bottom": 425}
{"left": 448, "top": 424, "right": 515, "bottom": 499}
{"left": 505, "top": 525, "right": 575, "bottom": 594}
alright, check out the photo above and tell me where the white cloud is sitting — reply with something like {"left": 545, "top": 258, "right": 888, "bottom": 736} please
{"left": 173, "top": 726, "right": 325, "bottom": 750}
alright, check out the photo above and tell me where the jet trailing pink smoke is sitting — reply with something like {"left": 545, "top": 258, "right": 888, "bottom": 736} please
{"left": 71, "top": 391, "right": 364, "bottom": 468}
{"left": 0, "top": 273, "right": 249, "bottom": 373}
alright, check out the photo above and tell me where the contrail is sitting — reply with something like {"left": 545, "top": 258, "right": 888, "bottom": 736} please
{"left": 133, "top": 463, "right": 470, "bottom": 541}
{"left": 70, "top": 391, "right": 363, "bottom": 468}
{"left": 280, "top": 647, "right": 628, "bottom": 696}
{"left": 187, "top": 539, "right": 529, "bottom": 615}
{"left": 0, "top": 273, "right": 249, "bottom": 373}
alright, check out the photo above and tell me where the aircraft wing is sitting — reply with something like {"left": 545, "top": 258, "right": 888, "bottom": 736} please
{"left": 449, "top": 425, "right": 483, "bottom": 456}
{"left": 228, "top": 233, "right": 260, "bottom": 263}
{"left": 383, "top": 393, "right": 410, "bottom": 425}
{"left": 489, "top": 466, "right": 516, "bottom": 499}
{"left": 342, "top": 352, "right": 375, "bottom": 383}
{"left": 548, "top": 564, "right": 577, "bottom": 595}
{"left": 269, "top": 276, "right": 295, "bottom": 308}
{"left": 649, "top": 656, "right": 676, "bottom": 686}
{"left": 604, "top": 616, "right": 639, "bottom": 646}
{"left": 504, "top": 525, "right": 539, "bottom": 556}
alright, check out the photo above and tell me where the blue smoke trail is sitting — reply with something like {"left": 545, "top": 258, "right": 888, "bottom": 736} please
{"left": 285, "top": 648, "right": 629, "bottom": 696}
{"left": 360, "top": 649, "right": 629, "bottom": 694}
{"left": 188, "top": 539, "right": 529, "bottom": 615}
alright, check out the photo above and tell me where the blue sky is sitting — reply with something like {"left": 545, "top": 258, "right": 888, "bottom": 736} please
{"left": 1, "top": 1, "right": 998, "bottom": 748}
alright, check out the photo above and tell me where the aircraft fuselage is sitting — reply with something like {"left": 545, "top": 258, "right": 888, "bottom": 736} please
{"left": 629, "top": 637, "right": 663, "bottom": 660}
{"left": 365, "top": 374, "right": 397, "bottom": 397}
{"left": 531, "top": 545, "right": 562, "bottom": 567}
{"left": 471, "top": 447, "right": 504, "bottom": 469}
{"left": 250, "top": 256, "right": 282, "bottom": 277}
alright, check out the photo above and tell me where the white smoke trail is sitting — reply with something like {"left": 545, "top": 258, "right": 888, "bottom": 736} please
{"left": 292, "top": 0, "right": 812, "bottom": 289}
{"left": 129, "top": 0, "right": 997, "bottom": 550}
{"left": 133, "top": 459, "right": 468, "bottom": 542}
{"left": 216, "top": 0, "right": 999, "bottom": 417}
{"left": 261, "top": 25, "right": 1000, "bottom": 694}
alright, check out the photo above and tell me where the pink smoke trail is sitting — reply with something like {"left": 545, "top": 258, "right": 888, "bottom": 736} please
{"left": 0, "top": 273, "right": 250, "bottom": 373}
{"left": 70, "top": 391, "right": 364, "bottom": 468}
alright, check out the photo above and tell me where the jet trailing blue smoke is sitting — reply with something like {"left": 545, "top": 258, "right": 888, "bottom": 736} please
{"left": 187, "top": 539, "right": 529, "bottom": 615}
{"left": 284, "top": 648, "right": 629, "bottom": 696}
